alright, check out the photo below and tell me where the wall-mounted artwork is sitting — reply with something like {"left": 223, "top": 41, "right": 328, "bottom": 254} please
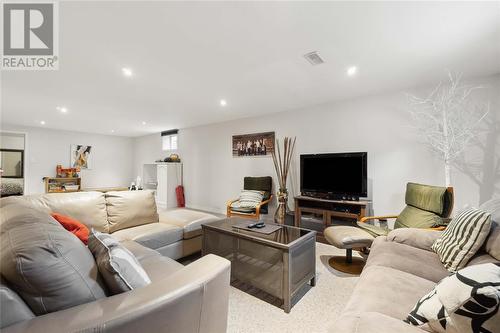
{"left": 232, "top": 132, "right": 275, "bottom": 157}
{"left": 71, "top": 145, "right": 92, "bottom": 169}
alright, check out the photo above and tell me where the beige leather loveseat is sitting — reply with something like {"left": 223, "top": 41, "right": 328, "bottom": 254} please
{"left": 5, "top": 190, "right": 219, "bottom": 259}
{"left": 0, "top": 191, "right": 230, "bottom": 332}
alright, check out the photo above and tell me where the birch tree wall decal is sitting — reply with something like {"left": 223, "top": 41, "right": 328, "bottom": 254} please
{"left": 407, "top": 72, "right": 489, "bottom": 186}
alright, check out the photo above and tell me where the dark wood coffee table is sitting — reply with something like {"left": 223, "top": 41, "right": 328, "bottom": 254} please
{"left": 201, "top": 217, "right": 316, "bottom": 313}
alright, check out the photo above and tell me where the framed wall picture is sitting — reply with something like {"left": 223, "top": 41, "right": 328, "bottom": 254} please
{"left": 232, "top": 132, "right": 275, "bottom": 157}
{"left": 71, "top": 145, "right": 92, "bottom": 169}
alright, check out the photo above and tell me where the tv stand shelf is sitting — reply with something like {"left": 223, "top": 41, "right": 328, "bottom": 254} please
{"left": 294, "top": 195, "right": 371, "bottom": 243}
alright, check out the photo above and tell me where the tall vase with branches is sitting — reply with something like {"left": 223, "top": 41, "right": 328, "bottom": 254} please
{"left": 407, "top": 72, "right": 489, "bottom": 186}
{"left": 271, "top": 137, "right": 296, "bottom": 224}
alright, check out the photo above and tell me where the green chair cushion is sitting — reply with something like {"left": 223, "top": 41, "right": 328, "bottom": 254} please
{"left": 356, "top": 222, "right": 389, "bottom": 237}
{"left": 394, "top": 205, "right": 442, "bottom": 229}
{"left": 405, "top": 182, "right": 447, "bottom": 215}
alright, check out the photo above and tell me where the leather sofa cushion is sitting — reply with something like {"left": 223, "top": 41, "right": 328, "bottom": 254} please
{"left": 333, "top": 312, "right": 425, "bottom": 333}
{"left": 479, "top": 198, "right": 500, "bottom": 260}
{"left": 9, "top": 192, "right": 109, "bottom": 232}
{"left": 0, "top": 204, "right": 107, "bottom": 315}
{"left": 386, "top": 228, "right": 442, "bottom": 252}
{"left": 159, "top": 209, "right": 220, "bottom": 239}
{"left": 343, "top": 265, "right": 436, "bottom": 320}
{"left": 466, "top": 252, "right": 500, "bottom": 266}
{"left": 365, "top": 237, "right": 449, "bottom": 283}
{"left": 106, "top": 191, "right": 159, "bottom": 233}
{"left": 119, "top": 240, "right": 160, "bottom": 261}
{"left": 111, "top": 223, "right": 183, "bottom": 250}
{"left": 0, "top": 278, "right": 34, "bottom": 329}
{"left": 138, "top": 255, "right": 184, "bottom": 282}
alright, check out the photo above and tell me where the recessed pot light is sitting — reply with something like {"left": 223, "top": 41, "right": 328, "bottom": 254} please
{"left": 111, "top": 129, "right": 115, "bottom": 133}
{"left": 40, "top": 120, "right": 46, "bottom": 125}
{"left": 56, "top": 106, "right": 68, "bottom": 113}
{"left": 220, "top": 99, "right": 227, "bottom": 107}
{"left": 142, "top": 121, "right": 146, "bottom": 125}
{"left": 122, "top": 67, "right": 133, "bottom": 77}
{"left": 347, "top": 66, "right": 358, "bottom": 76}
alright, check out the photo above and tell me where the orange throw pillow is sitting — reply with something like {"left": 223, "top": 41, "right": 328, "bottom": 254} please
{"left": 51, "top": 213, "right": 89, "bottom": 245}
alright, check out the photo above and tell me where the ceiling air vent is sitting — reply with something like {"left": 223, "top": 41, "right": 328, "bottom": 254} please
{"left": 304, "top": 51, "right": 325, "bottom": 65}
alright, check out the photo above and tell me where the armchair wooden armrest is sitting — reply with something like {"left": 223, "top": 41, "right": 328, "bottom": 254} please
{"left": 359, "top": 215, "right": 399, "bottom": 223}
{"left": 226, "top": 198, "right": 239, "bottom": 216}
{"left": 427, "top": 226, "right": 446, "bottom": 231}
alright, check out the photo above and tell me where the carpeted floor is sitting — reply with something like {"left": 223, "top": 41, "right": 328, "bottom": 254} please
{"left": 226, "top": 242, "right": 360, "bottom": 333}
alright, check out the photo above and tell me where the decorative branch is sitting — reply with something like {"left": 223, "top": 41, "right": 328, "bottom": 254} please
{"left": 271, "top": 137, "right": 296, "bottom": 192}
{"left": 407, "top": 71, "right": 489, "bottom": 186}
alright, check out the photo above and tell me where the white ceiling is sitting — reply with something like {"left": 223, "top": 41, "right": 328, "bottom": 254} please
{"left": 1, "top": 1, "right": 500, "bottom": 137}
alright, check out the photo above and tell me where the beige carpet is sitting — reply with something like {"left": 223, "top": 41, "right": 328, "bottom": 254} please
{"left": 227, "top": 242, "right": 360, "bottom": 333}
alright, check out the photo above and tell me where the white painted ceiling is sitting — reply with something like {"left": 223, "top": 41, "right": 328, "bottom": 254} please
{"left": 1, "top": 1, "right": 500, "bottom": 137}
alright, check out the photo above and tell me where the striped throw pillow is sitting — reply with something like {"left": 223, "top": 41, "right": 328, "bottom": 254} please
{"left": 431, "top": 208, "right": 492, "bottom": 272}
{"left": 231, "top": 190, "right": 264, "bottom": 209}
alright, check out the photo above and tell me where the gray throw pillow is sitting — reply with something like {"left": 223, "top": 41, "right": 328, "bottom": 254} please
{"left": 0, "top": 204, "right": 107, "bottom": 315}
{"left": 88, "top": 230, "right": 151, "bottom": 295}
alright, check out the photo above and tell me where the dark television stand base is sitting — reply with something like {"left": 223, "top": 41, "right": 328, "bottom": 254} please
{"left": 294, "top": 195, "right": 371, "bottom": 243}
{"left": 301, "top": 192, "right": 360, "bottom": 202}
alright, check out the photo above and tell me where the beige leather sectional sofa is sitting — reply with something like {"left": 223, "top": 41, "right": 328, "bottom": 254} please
{"left": 331, "top": 218, "right": 500, "bottom": 333}
{"left": 6, "top": 190, "right": 220, "bottom": 259}
{"left": 0, "top": 190, "right": 230, "bottom": 332}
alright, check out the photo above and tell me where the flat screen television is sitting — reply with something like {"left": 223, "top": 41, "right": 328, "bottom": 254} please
{"left": 300, "top": 152, "right": 367, "bottom": 200}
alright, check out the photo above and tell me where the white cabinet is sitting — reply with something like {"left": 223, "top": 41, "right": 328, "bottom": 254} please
{"left": 143, "top": 163, "right": 182, "bottom": 209}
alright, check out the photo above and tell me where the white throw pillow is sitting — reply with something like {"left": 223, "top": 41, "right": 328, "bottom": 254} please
{"left": 230, "top": 190, "right": 264, "bottom": 209}
{"left": 405, "top": 263, "right": 500, "bottom": 333}
{"left": 432, "top": 208, "right": 492, "bottom": 272}
{"left": 88, "top": 230, "right": 151, "bottom": 295}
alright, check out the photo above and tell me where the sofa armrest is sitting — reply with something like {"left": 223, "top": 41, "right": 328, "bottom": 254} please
{"left": 2, "top": 254, "right": 231, "bottom": 333}
{"left": 386, "top": 228, "right": 442, "bottom": 252}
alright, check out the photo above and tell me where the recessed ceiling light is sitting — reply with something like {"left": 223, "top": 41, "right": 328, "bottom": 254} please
{"left": 111, "top": 129, "right": 115, "bottom": 133}
{"left": 347, "top": 66, "right": 358, "bottom": 76}
{"left": 142, "top": 121, "right": 146, "bottom": 125}
{"left": 56, "top": 106, "right": 68, "bottom": 113}
{"left": 122, "top": 67, "right": 133, "bottom": 77}
{"left": 220, "top": 99, "right": 227, "bottom": 107}
{"left": 40, "top": 120, "right": 46, "bottom": 125}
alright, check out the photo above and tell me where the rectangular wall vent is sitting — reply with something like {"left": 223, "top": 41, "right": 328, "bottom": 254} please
{"left": 304, "top": 51, "right": 325, "bottom": 65}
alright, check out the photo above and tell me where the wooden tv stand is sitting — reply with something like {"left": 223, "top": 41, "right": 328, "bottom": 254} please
{"left": 294, "top": 195, "right": 371, "bottom": 242}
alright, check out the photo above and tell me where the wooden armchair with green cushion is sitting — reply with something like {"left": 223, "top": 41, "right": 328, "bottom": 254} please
{"left": 323, "top": 182, "right": 454, "bottom": 274}
{"left": 358, "top": 182, "right": 454, "bottom": 237}
{"left": 226, "top": 176, "right": 273, "bottom": 220}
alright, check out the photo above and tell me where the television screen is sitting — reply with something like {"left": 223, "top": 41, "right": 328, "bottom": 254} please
{"left": 300, "top": 152, "right": 367, "bottom": 197}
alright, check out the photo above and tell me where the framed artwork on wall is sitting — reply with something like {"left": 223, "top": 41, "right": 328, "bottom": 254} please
{"left": 71, "top": 145, "right": 92, "bottom": 169}
{"left": 232, "top": 132, "right": 275, "bottom": 157}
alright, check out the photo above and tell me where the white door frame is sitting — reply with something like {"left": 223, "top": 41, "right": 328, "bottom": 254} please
{"left": 0, "top": 130, "right": 28, "bottom": 194}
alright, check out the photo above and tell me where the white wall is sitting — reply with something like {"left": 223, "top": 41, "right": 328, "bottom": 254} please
{"left": 0, "top": 133, "right": 25, "bottom": 150}
{"left": 0, "top": 125, "right": 135, "bottom": 194}
{"left": 134, "top": 74, "right": 500, "bottom": 216}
